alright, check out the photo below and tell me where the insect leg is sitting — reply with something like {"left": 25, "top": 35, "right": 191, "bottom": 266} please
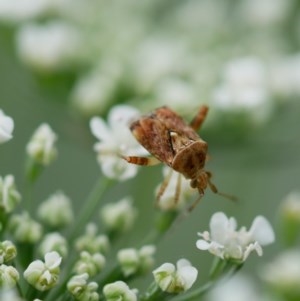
{"left": 189, "top": 105, "right": 209, "bottom": 131}
{"left": 122, "top": 155, "right": 161, "bottom": 166}
{"left": 187, "top": 193, "right": 204, "bottom": 212}
{"left": 156, "top": 168, "right": 173, "bottom": 204}
{"left": 174, "top": 173, "right": 182, "bottom": 204}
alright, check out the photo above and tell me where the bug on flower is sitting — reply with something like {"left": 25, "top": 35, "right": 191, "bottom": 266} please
{"left": 123, "top": 105, "right": 234, "bottom": 210}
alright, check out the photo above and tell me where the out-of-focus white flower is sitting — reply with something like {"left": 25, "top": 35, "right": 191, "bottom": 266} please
{"left": 103, "top": 281, "right": 137, "bottom": 301}
{"left": 16, "top": 21, "right": 80, "bottom": 71}
{"left": 24, "top": 251, "right": 61, "bottom": 291}
{"left": 67, "top": 273, "right": 99, "bottom": 301}
{"left": 153, "top": 258, "right": 198, "bottom": 293}
{"left": 26, "top": 123, "right": 57, "bottom": 165}
{"left": 0, "top": 175, "right": 21, "bottom": 213}
{"left": 270, "top": 54, "right": 300, "bottom": 97}
{"left": 0, "top": 110, "right": 14, "bottom": 144}
{"left": 90, "top": 105, "right": 148, "bottom": 181}
{"left": 155, "top": 167, "right": 194, "bottom": 211}
{"left": 153, "top": 77, "right": 197, "bottom": 112}
{"left": 0, "top": 241, "right": 17, "bottom": 264}
{"left": 0, "top": 0, "right": 51, "bottom": 23}
{"left": 0, "top": 288, "right": 23, "bottom": 301}
{"left": 8, "top": 212, "right": 43, "bottom": 243}
{"left": 38, "top": 232, "right": 68, "bottom": 258}
{"left": 212, "top": 57, "right": 272, "bottom": 124}
{"left": 100, "top": 197, "right": 137, "bottom": 232}
{"left": 238, "top": 0, "right": 289, "bottom": 27}
{"left": 280, "top": 191, "right": 300, "bottom": 223}
{"left": 71, "top": 61, "right": 122, "bottom": 116}
{"left": 132, "top": 38, "right": 185, "bottom": 94}
{"left": 117, "top": 245, "right": 155, "bottom": 277}
{"left": 73, "top": 251, "right": 105, "bottom": 277}
{"left": 75, "top": 223, "right": 110, "bottom": 254}
{"left": 196, "top": 212, "right": 275, "bottom": 263}
{"left": 0, "top": 264, "right": 19, "bottom": 288}
{"left": 261, "top": 249, "right": 300, "bottom": 298}
{"left": 38, "top": 191, "right": 74, "bottom": 228}
{"left": 206, "top": 274, "right": 263, "bottom": 301}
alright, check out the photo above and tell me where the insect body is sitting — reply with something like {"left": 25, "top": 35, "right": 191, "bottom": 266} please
{"left": 123, "top": 105, "right": 231, "bottom": 209}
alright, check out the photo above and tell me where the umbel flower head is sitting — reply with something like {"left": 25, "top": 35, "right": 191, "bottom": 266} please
{"left": 90, "top": 104, "right": 148, "bottom": 181}
{"left": 196, "top": 212, "right": 275, "bottom": 263}
{"left": 153, "top": 259, "right": 198, "bottom": 293}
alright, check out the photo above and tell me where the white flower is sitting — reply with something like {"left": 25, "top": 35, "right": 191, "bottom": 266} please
{"left": 156, "top": 167, "right": 195, "bottom": 211}
{"left": 75, "top": 223, "right": 110, "bottom": 254}
{"left": 261, "top": 249, "right": 300, "bottom": 296}
{"left": 206, "top": 274, "right": 263, "bottom": 301}
{"left": 212, "top": 57, "right": 272, "bottom": 124}
{"left": 196, "top": 212, "right": 275, "bottom": 262}
{"left": 67, "top": 273, "right": 99, "bottom": 301}
{"left": 103, "top": 281, "right": 137, "bottom": 301}
{"left": 90, "top": 105, "right": 148, "bottom": 180}
{"left": 117, "top": 245, "right": 156, "bottom": 277}
{"left": 38, "top": 191, "right": 74, "bottom": 227}
{"left": 0, "top": 241, "right": 17, "bottom": 264}
{"left": 270, "top": 54, "right": 300, "bottom": 97}
{"left": 74, "top": 251, "right": 106, "bottom": 277}
{"left": 26, "top": 123, "right": 57, "bottom": 165}
{"left": 0, "top": 110, "right": 14, "bottom": 143}
{"left": 0, "top": 288, "right": 23, "bottom": 301}
{"left": 24, "top": 251, "right": 61, "bottom": 291}
{"left": 153, "top": 259, "right": 198, "bottom": 293}
{"left": 0, "top": 175, "right": 21, "bottom": 213}
{"left": 71, "top": 61, "right": 122, "bottom": 116}
{"left": 38, "top": 232, "right": 68, "bottom": 258}
{"left": 280, "top": 191, "right": 300, "bottom": 223}
{"left": 100, "top": 197, "right": 137, "bottom": 232}
{"left": 0, "top": 264, "right": 19, "bottom": 288}
{"left": 8, "top": 212, "right": 43, "bottom": 243}
{"left": 0, "top": 0, "right": 62, "bottom": 23}
{"left": 16, "top": 21, "right": 80, "bottom": 71}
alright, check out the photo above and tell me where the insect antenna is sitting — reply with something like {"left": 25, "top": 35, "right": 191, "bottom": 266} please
{"left": 206, "top": 171, "right": 237, "bottom": 202}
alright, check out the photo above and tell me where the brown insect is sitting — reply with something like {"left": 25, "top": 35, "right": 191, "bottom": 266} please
{"left": 123, "top": 105, "right": 234, "bottom": 210}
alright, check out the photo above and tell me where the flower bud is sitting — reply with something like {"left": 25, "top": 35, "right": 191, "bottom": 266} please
{"left": 0, "top": 240, "right": 17, "bottom": 263}
{"left": 24, "top": 251, "right": 61, "bottom": 291}
{"left": 0, "top": 175, "right": 21, "bottom": 213}
{"left": 103, "top": 281, "right": 137, "bottom": 301}
{"left": 38, "top": 191, "right": 74, "bottom": 228}
{"left": 8, "top": 212, "right": 42, "bottom": 243}
{"left": 0, "top": 109, "right": 14, "bottom": 144}
{"left": 0, "top": 264, "right": 19, "bottom": 288}
{"left": 74, "top": 251, "right": 105, "bottom": 277}
{"left": 67, "top": 273, "right": 99, "bottom": 301}
{"left": 38, "top": 232, "right": 68, "bottom": 258}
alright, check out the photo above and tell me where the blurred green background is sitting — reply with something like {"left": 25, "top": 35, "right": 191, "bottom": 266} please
{"left": 1, "top": 0, "right": 300, "bottom": 290}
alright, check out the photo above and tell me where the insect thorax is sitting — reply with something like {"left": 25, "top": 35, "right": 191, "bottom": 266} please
{"left": 171, "top": 140, "right": 207, "bottom": 180}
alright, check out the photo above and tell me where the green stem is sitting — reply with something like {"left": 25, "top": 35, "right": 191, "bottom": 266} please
{"left": 45, "top": 177, "right": 112, "bottom": 301}
{"left": 68, "top": 176, "right": 113, "bottom": 243}
{"left": 141, "top": 282, "right": 175, "bottom": 301}
{"left": 171, "top": 282, "right": 213, "bottom": 301}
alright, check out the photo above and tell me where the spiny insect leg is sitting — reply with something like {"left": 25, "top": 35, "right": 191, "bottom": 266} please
{"left": 156, "top": 168, "right": 173, "bottom": 204}
{"left": 174, "top": 172, "right": 182, "bottom": 204}
{"left": 187, "top": 192, "right": 204, "bottom": 212}
{"left": 122, "top": 155, "right": 161, "bottom": 166}
{"left": 190, "top": 105, "right": 209, "bottom": 131}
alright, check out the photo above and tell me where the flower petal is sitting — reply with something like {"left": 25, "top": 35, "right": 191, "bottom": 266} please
{"left": 249, "top": 216, "right": 275, "bottom": 245}
{"left": 90, "top": 117, "right": 111, "bottom": 141}
{"left": 196, "top": 240, "right": 210, "bottom": 250}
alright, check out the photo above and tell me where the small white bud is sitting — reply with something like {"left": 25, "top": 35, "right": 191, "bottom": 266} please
{"left": 0, "top": 264, "right": 19, "bottom": 288}
{"left": 103, "top": 281, "right": 137, "bottom": 301}
{"left": 0, "top": 175, "right": 21, "bottom": 213}
{"left": 0, "top": 109, "right": 14, "bottom": 144}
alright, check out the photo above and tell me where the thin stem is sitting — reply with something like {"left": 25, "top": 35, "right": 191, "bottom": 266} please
{"left": 68, "top": 176, "right": 113, "bottom": 243}
{"left": 171, "top": 282, "right": 213, "bottom": 301}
